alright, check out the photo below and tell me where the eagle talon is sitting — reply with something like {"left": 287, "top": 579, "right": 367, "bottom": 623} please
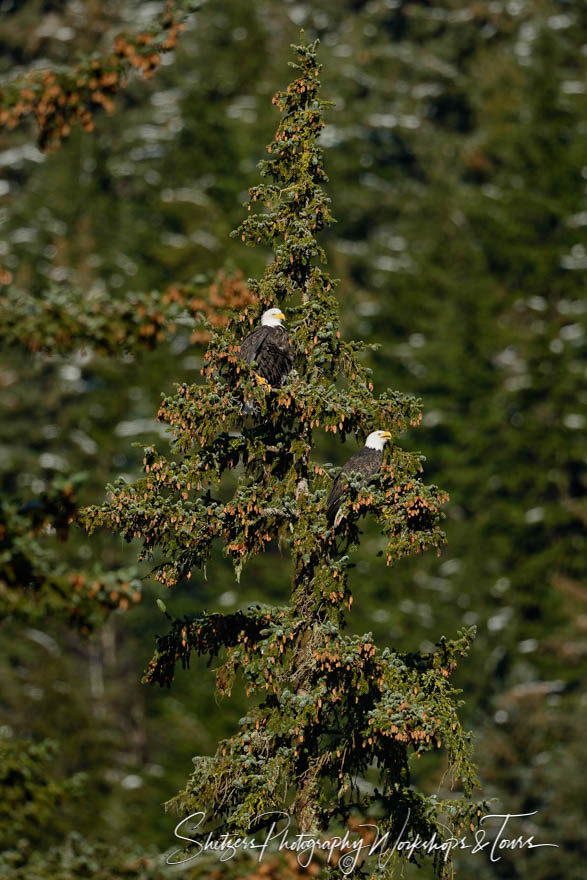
{"left": 255, "top": 374, "right": 271, "bottom": 390}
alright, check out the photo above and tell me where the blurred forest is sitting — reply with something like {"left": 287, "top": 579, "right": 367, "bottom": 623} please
{"left": 0, "top": 1, "right": 585, "bottom": 879}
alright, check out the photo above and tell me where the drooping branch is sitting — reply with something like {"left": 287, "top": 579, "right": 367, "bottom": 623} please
{"left": 0, "top": 272, "right": 253, "bottom": 355}
{"left": 0, "top": 1, "right": 204, "bottom": 151}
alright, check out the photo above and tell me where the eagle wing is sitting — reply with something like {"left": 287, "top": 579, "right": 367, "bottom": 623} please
{"left": 326, "top": 448, "right": 383, "bottom": 524}
{"left": 239, "top": 326, "right": 270, "bottom": 365}
{"left": 239, "top": 325, "right": 293, "bottom": 386}
{"left": 326, "top": 472, "right": 347, "bottom": 524}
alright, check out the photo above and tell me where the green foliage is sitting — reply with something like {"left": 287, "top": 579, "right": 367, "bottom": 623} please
{"left": 0, "top": 735, "right": 85, "bottom": 854}
{"left": 1, "top": 2, "right": 584, "bottom": 878}
{"left": 0, "top": 477, "right": 142, "bottom": 630}
{"left": 0, "top": 272, "right": 252, "bottom": 355}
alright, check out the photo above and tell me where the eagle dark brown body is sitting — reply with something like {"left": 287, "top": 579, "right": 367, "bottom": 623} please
{"left": 326, "top": 447, "right": 384, "bottom": 524}
{"left": 239, "top": 324, "right": 293, "bottom": 387}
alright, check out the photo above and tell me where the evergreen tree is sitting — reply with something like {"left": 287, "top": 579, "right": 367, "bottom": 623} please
{"left": 84, "top": 37, "right": 480, "bottom": 877}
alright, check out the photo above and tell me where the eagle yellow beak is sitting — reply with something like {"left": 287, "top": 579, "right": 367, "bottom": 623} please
{"left": 381, "top": 431, "right": 392, "bottom": 440}
{"left": 276, "top": 311, "right": 286, "bottom": 321}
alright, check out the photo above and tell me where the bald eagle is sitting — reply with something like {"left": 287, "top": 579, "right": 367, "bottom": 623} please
{"left": 327, "top": 430, "right": 392, "bottom": 526}
{"left": 239, "top": 308, "right": 293, "bottom": 388}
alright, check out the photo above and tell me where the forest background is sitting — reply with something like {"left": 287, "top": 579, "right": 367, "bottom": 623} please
{"left": 0, "top": 1, "right": 585, "bottom": 879}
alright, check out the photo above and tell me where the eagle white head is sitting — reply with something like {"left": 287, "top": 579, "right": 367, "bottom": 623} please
{"left": 365, "top": 429, "right": 392, "bottom": 451}
{"left": 261, "top": 307, "right": 286, "bottom": 327}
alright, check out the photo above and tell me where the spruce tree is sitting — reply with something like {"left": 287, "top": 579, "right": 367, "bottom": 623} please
{"left": 84, "top": 37, "right": 480, "bottom": 877}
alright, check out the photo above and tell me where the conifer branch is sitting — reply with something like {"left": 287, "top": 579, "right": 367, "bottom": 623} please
{"left": 0, "top": 1, "right": 205, "bottom": 151}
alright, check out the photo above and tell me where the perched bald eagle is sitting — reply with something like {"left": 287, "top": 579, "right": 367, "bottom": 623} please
{"left": 239, "top": 308, "right": 293, "bottom": 388}
{"left": 327, "top": 430, "right": 392, "bottom": 526}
